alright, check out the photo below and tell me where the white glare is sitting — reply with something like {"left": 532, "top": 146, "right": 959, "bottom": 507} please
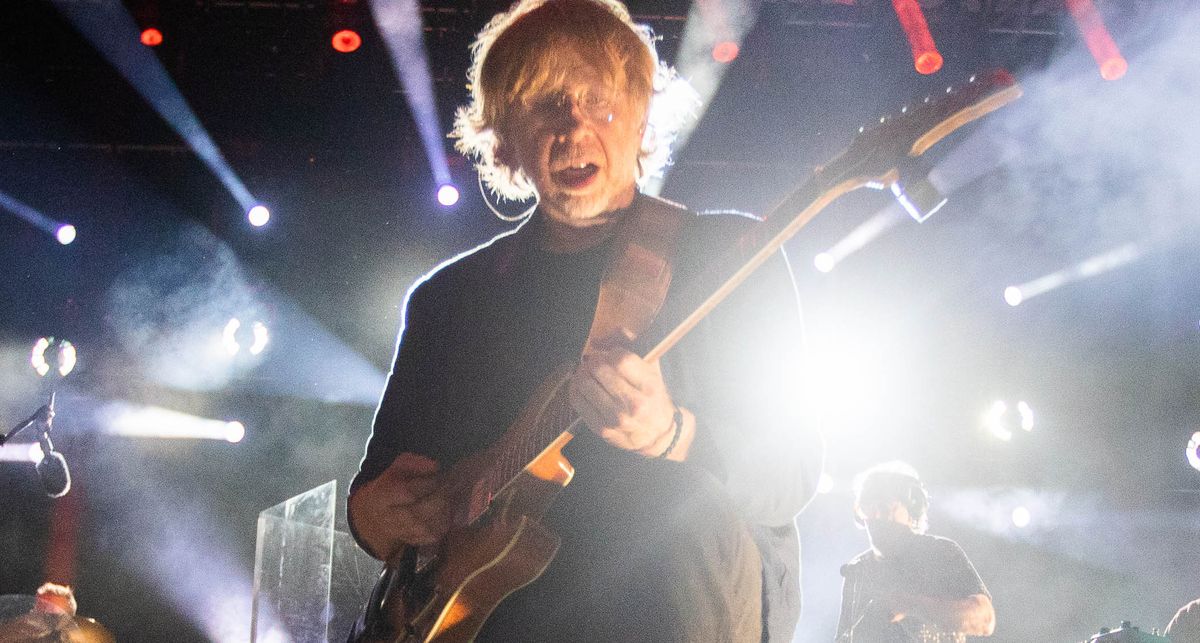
{"left": 58, "top": 341, "right": 77, "bottom": 377}
{"left": 249, "top": 322, "right": 270, "bottom": 355}
{"left": 984, "top": 400, "right": 1012, "bottom": 441}
{"left": 222, "top": 318, "right": 241, "bottom": 356}
{"left": 224, "top": 421, "right": 246, "bottom": 444}
{"left": 30, "top": 337, "right": 74, "bottom": 377}
{"left": 814, "top": 252, "right": 836, "bottom": 273}
{"left": 1004, "top": 286, "right": 1023, "bottom": 307}
{"left": 1018, "top": 400, "right": 1035, "bottom": 432}
{"left": 31, "top": 337, "right": 51, "bottom": 376}
{"left": 1011, "top": 506, "right": 1032, "bottom": 528}
{"left": 1187, "top": 432, "right": 1200, "bottom": 472}
{"left": 816, "top": 472, "right": 835, "bottom": 494}
{"left": 56, "top": 224, "right": 77, "bottom": 245}
{"left": 437, "top": 184, "right": 460, "bottom": 207}
{"left": 247, "top": 205, "right": 271, "bottom": 227}
{"left": 0, "top": 442, "right": 44, "bottom": 463}
{"left": 101, "top": 403, "right": 246, "bottom": 442}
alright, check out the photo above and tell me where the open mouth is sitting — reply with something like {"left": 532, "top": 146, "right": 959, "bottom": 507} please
{"left": 552, "top": 163, "right": 599, "bottom": 190}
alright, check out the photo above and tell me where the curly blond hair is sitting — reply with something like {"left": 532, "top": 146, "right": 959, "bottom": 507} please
{"left": 451, "top": 0, "right": 691, "bottom": 202}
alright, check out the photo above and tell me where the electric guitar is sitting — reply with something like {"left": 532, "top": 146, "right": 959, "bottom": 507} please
{"left": 351, "top": 69, "right": 1023, "bottom": 643}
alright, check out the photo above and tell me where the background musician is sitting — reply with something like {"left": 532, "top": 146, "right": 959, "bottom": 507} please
{"left": 836, "top": 462, "right": 995, "bottom": 642}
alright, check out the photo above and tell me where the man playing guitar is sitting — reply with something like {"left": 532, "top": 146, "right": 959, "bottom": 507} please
{"left": 348, "top": 0, "right": 823, "bottom": 640}
{"left": 836, "top": 462, "right": 995, "bottom": 642}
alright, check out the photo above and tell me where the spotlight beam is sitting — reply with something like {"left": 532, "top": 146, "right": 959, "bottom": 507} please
{"left": 369, "top": 0, "right": 452, "bottom": 189}
{"left": 0, "top": 189, "right": 76, "bottom": 244}
{"left": 1005, "top": 242, "right": 1142, "bottom": 306}
{"left": 644, "top": 0, "right": 761, "bottom": 195}
{"left": 51, "top": 0, "right": 257, "bottom": 212}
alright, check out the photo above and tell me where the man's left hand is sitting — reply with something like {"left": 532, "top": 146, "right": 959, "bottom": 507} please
{"left": 568, "top": 346, "right": 693, "bottom": 460}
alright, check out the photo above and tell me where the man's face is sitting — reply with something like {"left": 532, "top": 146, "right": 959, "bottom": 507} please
{"left": 498, "top": 55, "right": 645, "bottom": 228}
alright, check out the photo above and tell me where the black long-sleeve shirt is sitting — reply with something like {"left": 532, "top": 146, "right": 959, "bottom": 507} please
{"left": 354, "top": 194, "right": 823, "bottom": 639}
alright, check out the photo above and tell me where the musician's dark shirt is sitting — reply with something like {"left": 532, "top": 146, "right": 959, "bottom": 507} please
{"left": 353, "top": 194, "right": 823, "bottom": 640}
{"left": 837, "top": 533, "right": 990, "bottom": 642}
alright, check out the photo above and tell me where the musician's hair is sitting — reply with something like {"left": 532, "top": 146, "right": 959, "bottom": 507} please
{"left": 852, "top": 461, "right": 930, "bottom": 534}
{"left": 451, "top": 0, "right": 693, "bottom": 202}
{"left": 34, "top": 582, "right": 78, "bottom": 616}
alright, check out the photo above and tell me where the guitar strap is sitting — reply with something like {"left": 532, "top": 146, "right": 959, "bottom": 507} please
{"left": 582, "top": 193, "right": 689, "bottom": 357}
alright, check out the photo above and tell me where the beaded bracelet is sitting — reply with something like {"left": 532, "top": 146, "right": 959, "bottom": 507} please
{"left": 658, "top": 405, "right": 684, "bottom": 459}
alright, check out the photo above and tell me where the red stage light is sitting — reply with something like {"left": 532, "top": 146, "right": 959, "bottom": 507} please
{"left": 892, "top": 0, "right": 943, "bottom": 75}
{"left": 1065, "top": 0, "right": 1127, "bottom": 81}
{"left": 140, "top": 28, "right": 163, "bottom": 47}
{"left": 712, "top": 41, "right": 739, "bottom": 64}
{"left": 332, "top": 29, "right": 362, "bottom": 54}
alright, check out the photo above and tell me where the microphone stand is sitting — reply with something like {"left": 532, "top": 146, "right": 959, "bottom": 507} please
{"left": 1, "top": 391, "right": 57, "bottom": 448}
{"left": 2, "top": 392, "right": 69, "bottom": 497}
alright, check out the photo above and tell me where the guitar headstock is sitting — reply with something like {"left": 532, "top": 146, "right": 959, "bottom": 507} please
{"left": 818, "top": 69, "right": 1023, "bottom": 218}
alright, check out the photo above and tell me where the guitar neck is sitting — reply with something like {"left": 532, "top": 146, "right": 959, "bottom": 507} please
{"left": 469, "top": 70, "right": 1022, "bottom": 522}
{"left": 636, "top": 168, "right": 867, "bottom": 361}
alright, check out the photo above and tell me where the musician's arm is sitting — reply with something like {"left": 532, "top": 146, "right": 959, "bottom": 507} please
{"left": 349, "top": 279, "right": 453, "bottom": 559}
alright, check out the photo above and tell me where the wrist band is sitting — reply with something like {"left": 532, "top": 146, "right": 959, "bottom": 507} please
{"left": 658, "top": 405, "right": 684, "bottom": 459}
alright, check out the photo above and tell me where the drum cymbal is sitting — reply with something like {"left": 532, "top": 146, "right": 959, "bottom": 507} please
{"left": 0, "top": 602, "right": 114, "bottom": 643}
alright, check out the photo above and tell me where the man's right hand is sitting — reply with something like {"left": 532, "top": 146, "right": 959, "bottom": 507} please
{"left": 348, "top": 452, "right": 452, "bottom": 560}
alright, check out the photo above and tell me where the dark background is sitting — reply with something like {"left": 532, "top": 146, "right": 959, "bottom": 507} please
{"left": 1, "top": 0, "right": 1197, "bottom": 641}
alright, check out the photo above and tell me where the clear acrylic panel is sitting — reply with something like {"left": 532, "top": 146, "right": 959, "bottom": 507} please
{"left": 251, "top": 480, "right": 381, "bottom": 643}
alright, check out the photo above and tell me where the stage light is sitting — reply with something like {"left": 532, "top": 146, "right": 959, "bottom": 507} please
{"left": 223, "top": 318, "right": 270, "bottom": 357}
{"left": 52, "top": 1, "right": 262, "bottom": 214}
{"left": 892, "top": 0, "right": 943, "bottom": 75}
{"left": 1008, "top": 244, "right": 1141, "bottom": 306}
{"left": 437, "top": 184, "right": 460, "bottom": 207}
{"left": 224, "top": 421, "right": 246, "bottom": 444}
{"left": 100, "top": 403, "right": 248, "bottom": 442}
{"left": 0, "top": 442, "right": 43, "bottom": 463}
{"left": 31, "top": 337, "right": 76, "bottom": 378}
{"left": 1065, "top": 0, "right": 1127, "bottom": 81}
{"left": 247, "top": 205, "right": 270, "bottom": 227}
{"left": 1011, "top": 506, "right": 1032, "bottom": 528}
{"left": 1187, "top": 432, "right": 1200, "bottom": 473}
{"left": 331, "top": 29, "right": 362, "bottom": 54}
{"left": 222, "top": 318, "right": 241, "bottom": 356}
{"left": 56, "top": 224, "right": 76, "bottom": 245}
{"left": 983, "top": 400, "right": 1012, "bottom": 441}
{"left": 711, "top": 41, "right": 739, "bottom": 64}
{"left": 249, "top": 322, "right": 269, "bottom": 356}
{"left": 140, "top": 27, "right": 163, "bottom": 47}
{"left": 369, "top": 0, "right": 454, "bottom": 202}
{"left": 31, "top": 338, "right": 51, "bottom": 376}
{"left": 1017, "top": 401, "right": 1034, "bottom": 432}
{"left": 816, "top": 472, "right": 835, "bottom": 494}
{"left": 814, "top": 252, "right": 836, "bottom": 274}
